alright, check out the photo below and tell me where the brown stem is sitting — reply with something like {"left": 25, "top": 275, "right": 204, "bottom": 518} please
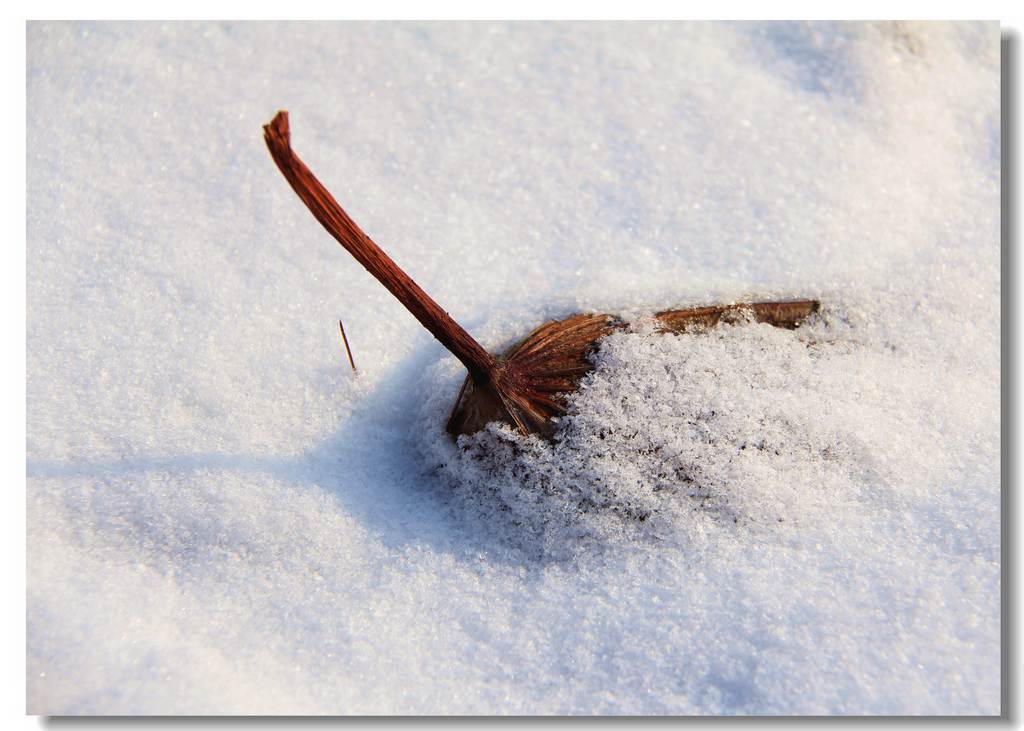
{"left": 263, "top": 110, "right": 497, "bottom": 384}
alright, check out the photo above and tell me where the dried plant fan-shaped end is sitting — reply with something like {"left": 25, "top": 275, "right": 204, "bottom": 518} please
{"left": 447, "top": 313, "right": 622, "bottom": 438}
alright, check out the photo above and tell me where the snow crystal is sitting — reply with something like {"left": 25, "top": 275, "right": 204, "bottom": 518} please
{"left": 27, "top": 21, "right": 999, "bottom": 715}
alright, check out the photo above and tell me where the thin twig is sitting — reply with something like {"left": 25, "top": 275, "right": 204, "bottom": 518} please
{"left": 339, "top": 319, "right": 357, "bottom": 374}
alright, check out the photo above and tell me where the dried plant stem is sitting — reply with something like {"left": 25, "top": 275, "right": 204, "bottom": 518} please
{"left": 263, "top": 111, "right": 496, "bottom": 385}
{"left": 655, "top": 299, "right": 819, "bottom": 333}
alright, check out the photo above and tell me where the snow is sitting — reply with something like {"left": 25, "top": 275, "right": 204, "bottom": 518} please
{"left": 26, "top": 21, "right": 1000, "bottom": 715}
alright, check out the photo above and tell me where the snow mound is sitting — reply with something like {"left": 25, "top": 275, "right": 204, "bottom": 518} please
{"left": 418, "top": 299, "right": 953, "bottom": 561}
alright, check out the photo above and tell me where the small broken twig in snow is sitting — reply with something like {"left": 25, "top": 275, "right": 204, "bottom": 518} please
{"left": 338, "top": 319, "right": 357, "bottom": 374}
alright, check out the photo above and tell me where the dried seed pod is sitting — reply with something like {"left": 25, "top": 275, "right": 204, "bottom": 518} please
{"left": 446, "top": 299, "right": 819, "bottom": 437}
{"left": 446, "top": 313, "right": 623, "bottom": 438}
{"left": 263, "top": 110, "right": 819, "bottom": 439}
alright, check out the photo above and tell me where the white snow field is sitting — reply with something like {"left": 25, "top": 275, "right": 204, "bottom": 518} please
{"left": 27, "top": 21, "right": 1000, "bottom": 715}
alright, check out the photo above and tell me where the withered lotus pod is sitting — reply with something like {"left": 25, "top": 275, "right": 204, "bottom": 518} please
{"left": 263, "top": 111, "right": 819, "bottom": 439}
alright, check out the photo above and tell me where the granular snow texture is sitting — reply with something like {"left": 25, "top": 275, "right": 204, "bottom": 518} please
{"left": 27, "top": 21, "right": 1000, "bottom": 714}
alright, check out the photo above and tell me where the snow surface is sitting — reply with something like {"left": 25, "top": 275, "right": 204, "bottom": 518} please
{"left": 27, "top": 21, "right": 1000, "bottom": 715}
